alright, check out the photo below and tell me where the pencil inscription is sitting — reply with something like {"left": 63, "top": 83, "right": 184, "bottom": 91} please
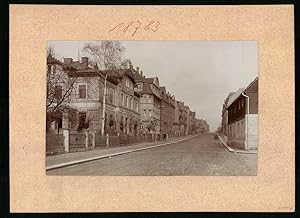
{"left": 108, "top": 20, "right": 160, "bottom": 36}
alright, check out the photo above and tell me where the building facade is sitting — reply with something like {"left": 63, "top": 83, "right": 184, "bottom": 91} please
{"left": 134, "top": 68, "right": 162, "bottom": 134}
{"left": 53, "top": 56, "right": 141, "bottom": 135}
{"left": 159, "top": 87, "right": 176, "bottom": 136}
{"left": 227, "top": 77, "right": 258, "bottom": 150}
{"left": 221, "top": 92, "right": 235, "bottom": 137}
{"left": 46, "top": 54, "right": 77, "bottom": 134}
{"left": 177, "top": 101, "right": 187, "bottom": 135}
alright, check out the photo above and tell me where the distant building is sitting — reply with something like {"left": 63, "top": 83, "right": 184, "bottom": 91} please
{"left": 160, "top": 87, "right": 176, "bottom": 136}
{"left": 177, "top": 101, "right": 187, "bottom": 135}
{"left": 184, "top": 106, "right": 190, "bottom": 135}
{"left": 221, "top": 92, "right": 236, "bottom": 136}
{"left": 173, "top": 101, "right": 181, "bottom": 136}
{"left": 226, "top": 77, "right": 258, "bottom": 150}
{"left": 190, "top": 111, "right": 196, "bottom": 134}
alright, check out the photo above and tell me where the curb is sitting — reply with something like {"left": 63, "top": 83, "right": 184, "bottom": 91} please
{"left": 217, "top": 134, "right": 257, "bottom": 154}
{"left": 46, "top": 135, "right": 198, "bottom": 171}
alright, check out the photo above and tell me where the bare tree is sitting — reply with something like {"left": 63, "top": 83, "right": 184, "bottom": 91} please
{"left": 82, "top": 40, "right": 131, "bottom": 136}
{"left": 46, "top": 48, "right": 77, "bottom": 133}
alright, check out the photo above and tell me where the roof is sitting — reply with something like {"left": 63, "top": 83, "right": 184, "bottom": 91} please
{"left": 226, "top": 88, "right": 244, "bottom": 108}
{"left": 160, "top": 86, "right": 166, "bottom": 93}
{"left": 47, "top": 54, "right": 63, "bottom": 65}
{"left": 133, "top": 71, "right": 146, "bottom": 81}
{"left": 105, "top": 69, "right": 136, "bottom": 84}
{"left": 145, "top": 78, "right": 154, "bottom": 83}
{"left": 226, "top": 77, "right": 258, "bottom": 108}
{"left": 244, "top": 76, "right": 258, "bottom": 92}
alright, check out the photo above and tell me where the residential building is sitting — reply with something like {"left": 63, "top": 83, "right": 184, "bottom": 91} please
{"left": 173, "top": 100, "right": 181, "bottom": 135}
{"left": 133, "top": 68, "right": 162, "bottom": 134}
{"left": 46, "top": 54, "right": 77, "bottom": 134}
{"left": 160, "top": 87, "right": 176, "bottom": 136}
{"left": 226, "top": 77, "right": 258, "bottom": 150}
{"left": 184, "top": 105, "right": 190, "bottom": 135}
{"left": 221, "top": 92, "right": 235, "bottom": 137}
{"left": 190, "top": 111, "right": 196, "bottom": 134}
{"left": 63, "top": 57, "right": 141, "bottom": 135}
{"left": 177, "top": 101, "right": 187, "bottom": 135}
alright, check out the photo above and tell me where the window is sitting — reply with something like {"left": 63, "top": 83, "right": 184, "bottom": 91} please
{"left": 144, "top": 110, "right": 147, "bottom": 116}
{"left": 149, "top": 110, "right": 152, "bottom": 117}
{"left": 130, "top": 98, "right": 132, "bottom": 109}
{"left": 79, "top": 85, "right": 86, "bottom": 99}
{"left": 121, "top": 93, "right": 124, "bottom": 106}
{"left": 53, "top": 64, "right": 56, "bottom": 74}
{"left": 106, "top": 88, "right": 114, "bottom": 104}
{"left": 136, "top": 83, "right": 142, "bottom": 91}
{"left": 125, "top": 96, "right": 128, "bottom": 108}
{"left": 241, "top": 99, "right": 244, "bottom": 107}
{"left": 135, "top": 101, "right": 138, "bottom": 112}
{"left": 55, "top": 85, "right": 62, "bottom": 100}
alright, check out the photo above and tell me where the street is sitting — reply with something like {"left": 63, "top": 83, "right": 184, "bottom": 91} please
{"left": 47, "top": 133, "right": 257, "bottom": 176}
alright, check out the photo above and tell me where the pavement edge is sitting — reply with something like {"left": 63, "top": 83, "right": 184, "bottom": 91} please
{"left": 46, "top": 134, "right": 199, "bottom": 171}
{"left": 217, "top": 134, "right": 257, "bottom": 154}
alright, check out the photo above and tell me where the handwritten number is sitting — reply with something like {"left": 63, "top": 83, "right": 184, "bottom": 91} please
{"left": 132, "top": 21, "right": 142, "bottom": 36}
{"left": 151, "top": 21, "right": 160, "bottom": 32}
{"left": 123, "top": 21, "right": 134, "bottom": 32}
{"left": 108, "top": 22, "right": 124, "bottom": 33}
{"left": 109, "top": 20, "right": 160, "bottom": 36}
{"left": 144, "top": 20, "right": 155, "bottom": 30}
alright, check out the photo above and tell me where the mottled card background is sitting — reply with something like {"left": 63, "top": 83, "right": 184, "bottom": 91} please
{"left": 9, "top": 5, "right": 294, "bottom": 212}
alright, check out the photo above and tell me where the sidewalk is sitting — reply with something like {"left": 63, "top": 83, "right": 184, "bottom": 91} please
{"left": 217, "top": 134, "right": 257, "bottom": 154}
{"left": 46, "top": 134, "right": 197, "bottom": 170}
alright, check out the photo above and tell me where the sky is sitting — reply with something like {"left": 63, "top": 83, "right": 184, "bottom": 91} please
{"left": 48, "top": 40, "right": 258, "bottom": 131}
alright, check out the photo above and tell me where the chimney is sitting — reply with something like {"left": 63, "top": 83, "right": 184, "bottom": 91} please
{"left": 130, "top": 64, "right": 133, "bottom": 70}
{"left": 136, "top": 67, "right": 139, "bottom": 73}
{"left": 81, "top": 57, "right": 88, "bottom": 66}
{"left": 140, "top": 71, "right": 143, "bottom": 76}
{"left": 64, "top": 58, "right": 73, "bottom": 65}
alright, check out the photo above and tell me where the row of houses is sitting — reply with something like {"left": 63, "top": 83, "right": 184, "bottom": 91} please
{"left": 221, "top": 77, "right": 258, "bottom": 150}
{"left": 47, "top": 54, "right": 209, "bottom": 137}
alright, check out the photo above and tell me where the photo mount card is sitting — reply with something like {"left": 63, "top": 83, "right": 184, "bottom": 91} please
{"left": 9, "top": 5, "right": 294, "bottom": 212}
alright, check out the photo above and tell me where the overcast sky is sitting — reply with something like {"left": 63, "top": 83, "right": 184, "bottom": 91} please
{"left": 48, "top": 40, "right": 258, "bottom": 131}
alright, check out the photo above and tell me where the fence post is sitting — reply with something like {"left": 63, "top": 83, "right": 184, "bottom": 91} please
{"left": 85, "top": 131, "right": 89, "bottom": 151}
{"left": 63, "top": 129, "right": 69, "bottom": 153}
{"left": 106, "top": 133, "right": 109, "bottom": 147}
{"left": 92, "top": 131, "right": 96, "bottom": 149}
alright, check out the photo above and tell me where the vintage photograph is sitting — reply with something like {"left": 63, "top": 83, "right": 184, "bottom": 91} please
{"left": 46, "top": 40, "right": 258, "bottom": 176}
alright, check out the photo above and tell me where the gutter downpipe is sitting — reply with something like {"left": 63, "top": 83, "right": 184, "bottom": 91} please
{"left": 242, "top": 92, "right": 249, "bottom": 150}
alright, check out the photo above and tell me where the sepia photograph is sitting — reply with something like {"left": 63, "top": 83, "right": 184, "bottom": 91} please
{"left": 9, "top": 5, "right": 294, "bottom": 212}
{"left": 45, "top": 40, "right": 258, "bottom": 176}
